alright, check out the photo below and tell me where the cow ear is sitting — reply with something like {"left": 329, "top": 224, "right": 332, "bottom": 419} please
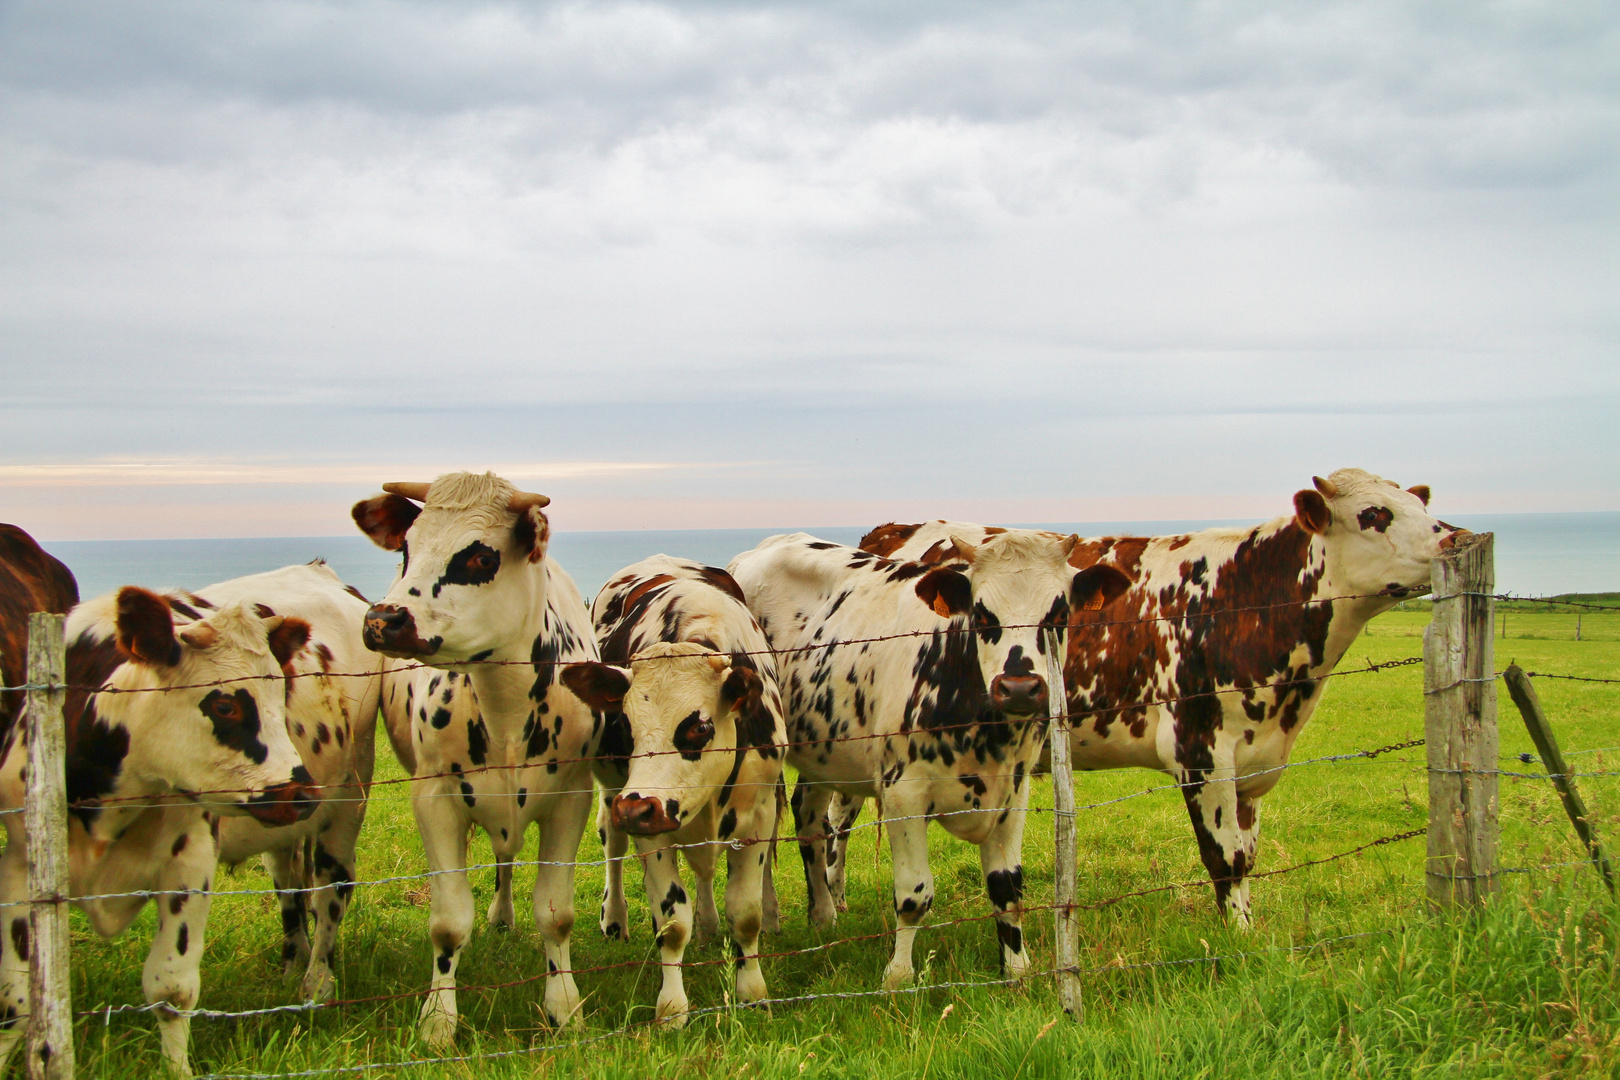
{"left": 559, "top": 662, "right": 630, "bottom": 711}
{"left": 116, "top": 586, "right": 181, "bottom": 666}
{"left": 512, "top": 505, "right": 551, "bottom": 565}
{"left": 914, "top": 567, "right": 972, "bottom": 618}
{"left": 1070, "top": 565, "right": 1131, "bottom": 612}
{"left": 1406, "top": 484, "right": 1431, "bottom": 507}
{"left": 351, "top": 493, "right": 421, "bottom": 552}
{"left": 267, "top": 617, "right": 312, "bottom": 668}
{"left": 720, "top": 664, "right": 762, "bottom": 716}
{"left": 1293, "top": 489, "right": 1332, "bottom": 534}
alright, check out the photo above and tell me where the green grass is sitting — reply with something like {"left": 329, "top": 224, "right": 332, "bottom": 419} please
{"left": 61, "top": 611, "right": 1620, "bottom": 1078}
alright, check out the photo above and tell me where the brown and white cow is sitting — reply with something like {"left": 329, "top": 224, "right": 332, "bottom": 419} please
{"left": 560, "top": 555, "right": 786, "bottom": 1025}
{"left": 728, "top": 533, "right": 1128, "bottom": 989}
{"left": 0, "top": 523, "right": 78, "bottom": 737}
{"left": 173, "top": 562, "right": 384, "bottom": 1004}
{"left": 856, "top": 467, "right": 1463, "bottom": 927}
{"left": 353, "top": 472, "right": 598, "bottom": 1048}
{"left": 0, "top": 588, "right": 317, "bottom": 1077}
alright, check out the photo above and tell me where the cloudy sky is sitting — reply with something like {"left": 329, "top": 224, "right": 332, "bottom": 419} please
{"left": 2, "top": 0, "right": 1616, "bottom": 539}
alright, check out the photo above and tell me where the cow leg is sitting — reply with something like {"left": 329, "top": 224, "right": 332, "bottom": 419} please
{"left": 303, "top": 812, "right": 362, "bottom": 1003}
{"left": 531, "top": 788, "right": 589, "bottom": 1028}
{"left": 880, "top": 804, "right": 933, "bottom": 991}
{"left": 0, "top": 838, "right": 30, "bottom": 1072}
{"left": 825, "top": 794, "right": 864, "bottom": 914}
{"left": 413, "top": 795, "right": 473, "bottom": 1049}
{"left": 487, "top": 855, "right": 516, "bottom": 932}
{"left": 724, "top": 815, "right": 770, "bottom": 1004}
{"left": 760, "top": 775, "right": 784, "bottom": 934}
{"left": 790, "top": 779, "right": 838, "bottom": 927}
{"left": 684, "top": 808, "right": 721, "bottom": 947}
{"left": 597, "top": 793, "right": 630, "bottom": 941}
{"left": 638, "top": 837, "right": 692, "bottom": 1026}
{"left": 145, "top": 818, "right": 217, "bottom": 1077}
{"left": 979, "top": 788, "right": 1032, "bottom": 980}
{"left": 1230, "top": 793, "right": 1263, "bottom": 925}
{"left": 1178, "top": 746, "right": 1253, "bottom": 929}
{"left": 262, "top": 845, "right": 311, "bottom": 976}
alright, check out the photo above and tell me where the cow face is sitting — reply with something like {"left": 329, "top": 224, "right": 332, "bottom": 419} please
{"left": 561, "top": 642, "right": 760, "bottom": 835}
{"left": 351, "top": 472, "right": 551, "bottom": 662}
{"left": 1291, "top": 468, "right": 1464, "bottom": 599}
{"left": 921, "top": 533, "right": 1131, "bottom": 716}
{"left": 92, "top": 587, "right": 316, "bottom": 826}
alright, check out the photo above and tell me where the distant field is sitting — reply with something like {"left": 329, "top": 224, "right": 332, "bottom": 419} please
{"left": 62, "top": 608, "right": 1620, "bottom": 1079}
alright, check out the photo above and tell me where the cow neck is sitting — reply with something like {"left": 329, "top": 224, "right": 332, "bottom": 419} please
{"left": 1312, "top": 537, "right": 1395, "bottom": 675}
{"left": 460, "top": 566, "right": 552, "bottom": 744}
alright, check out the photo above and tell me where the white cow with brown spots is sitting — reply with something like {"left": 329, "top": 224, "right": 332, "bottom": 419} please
{"left": 0, "top": 587, "right": 318, "bottom": 1077}
{"left": 560, "top": 555, "right": 786, "bottom": 1025}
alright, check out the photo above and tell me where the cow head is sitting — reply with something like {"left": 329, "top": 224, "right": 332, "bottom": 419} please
{"left": 561, "top": 642, "right": 761, "bottom": 835}
{"left": 1291, "top": 468, "right": 1465, "bottom": 599}
{"left": 86, "top": 587, "right": 317, "bottom": 825}
{"left": 917, "top": 533, "right": 1131, "bottom": 716}
{"left": 351, "top": 472, "right": 551, "bottom": 662}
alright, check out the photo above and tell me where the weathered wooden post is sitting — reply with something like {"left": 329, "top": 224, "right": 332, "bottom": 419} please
{"left": 25, "top": 613, "right": 73, "bottom": 1080}
{"left": 1044, "top": 628, "right": 1082, "bottom": 1019}
{"left": 1424, "top": 533, "right": 1499, "bottom": 908}
{"left": 1502, "top": 665, "right": 1615, "bottom": 896}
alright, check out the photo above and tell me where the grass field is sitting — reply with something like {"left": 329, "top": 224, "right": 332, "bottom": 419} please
{"left": 61, "top": 608, "right": 1620, "bottom": 1079}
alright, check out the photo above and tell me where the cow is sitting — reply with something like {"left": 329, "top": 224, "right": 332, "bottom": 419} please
{"left": 728, "top": 533, "right": 1129, "bottom": 990}
{"left": 559, "top": 555, "right": 787, "bottom": 1025}
{"left": 0, "top": 587, "right": 317, "bottom": 1077}
{"left": 853, "top": 467, "right": 1464, "bottom": 927}
{"left": 173, "top": 563, "right": 383, "bottom": 1004}
{"left": 353, "top": 472, "right": 599, "bottom": 1048}
{"left": 0, "top": 523, "right": 79, "bottom": 737}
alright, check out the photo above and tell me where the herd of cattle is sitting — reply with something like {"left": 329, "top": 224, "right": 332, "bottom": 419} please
{"left": 0, "top": 468, "right": 1461, "bottom": 1074}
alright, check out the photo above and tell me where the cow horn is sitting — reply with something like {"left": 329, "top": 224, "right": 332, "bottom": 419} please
{"left": 948, "top": 535, "right": 977, "bottom": 562}
{"left": 1312, "top": 476, "right": 1338, "bottom": 499}
{"left": 509, "top": 491, "right": 551, "bottom": 512}
{"left": 382, "top": 482, "right": 432, "bottom": 502}
{"left": 179, "top": 622, "right": 218, "bottom": 649}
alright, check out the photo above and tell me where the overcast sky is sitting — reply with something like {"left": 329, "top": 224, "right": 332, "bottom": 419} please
{"left": 2, "top": 0, "right": 1616, "bottom": 539}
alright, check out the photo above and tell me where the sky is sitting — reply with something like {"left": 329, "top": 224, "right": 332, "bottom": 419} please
{"left": 2, "top": 0, "right": 1617, "bottom": 539}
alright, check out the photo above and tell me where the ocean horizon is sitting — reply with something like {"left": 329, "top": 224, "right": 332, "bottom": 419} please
{"left": 35, "top": 511, "right": 1620, "bottom": 605}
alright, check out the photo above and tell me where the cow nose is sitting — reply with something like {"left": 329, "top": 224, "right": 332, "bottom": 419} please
{"left": 1438, "top": 527, "right": 1471, "bottom": 551}
{"left": 364, "top": 604, "right": 410, "bottom": 646}
{"left": 244, "top": 776, "right": 321, "bottom": 826}
{"left": 990, "top": 674, "right": 1047, "bottom": 714}
{"left": 611, "top": 794, "right": 679, "bottom": 836}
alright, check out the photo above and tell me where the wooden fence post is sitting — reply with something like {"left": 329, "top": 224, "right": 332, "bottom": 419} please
{"left": 1502, "top": 665, "right": 1615, "bottom": 896}
{"left": 1424, "top": 533, "right": 1499, "bottom": 908}
{"left": 25, "top": 614, "right": 73, "bottom": 1080}
{"left": 1044, "top": 628, "right": 1082, "bottom": 1019}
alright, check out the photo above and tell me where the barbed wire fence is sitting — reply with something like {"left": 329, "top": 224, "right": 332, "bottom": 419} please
{"left": 5, "top": 529, "right": 1617, "bottom": 1078}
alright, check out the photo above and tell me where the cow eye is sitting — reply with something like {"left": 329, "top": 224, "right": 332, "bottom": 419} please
{"left": 673, "top": 712, "right": 715, "bottom": 754}
{"left": 210, "top": 697, "right": 242, "bottom": 722}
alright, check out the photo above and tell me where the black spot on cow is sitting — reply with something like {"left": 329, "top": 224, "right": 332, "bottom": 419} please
{"left": 972, "top": 601, "right": 1001, "bottom": 644}
{"left": 468, "top": 649, "right": 494, "bottom": 663}
{"left": 432, "top": 541, "right": 501, "bottom": 598}
{"left": 994, "top": 920, "right": 1023, "bottom": 960}
{"left": 986, "top": 866, "right": 1024, "bottom": 911}
{"left": 9, "top": 919, "right": 27, "bottom": 962}
{"left": 466, "top": 717, "right": 489, "bottom": 766}
{"left": 200, "top": 689, "right": 268, "bottom": 765}
{"left": 672, "top": 711, "right": 714, "bottom": 761}
{"left": 460, "top": 781, "right": 476, "bottom": 807}
{"left": 517, "top": 787, "right": 527, "bottom": 807}
{"left": 430, "top": 707, "right": 452, "bottom": 730}
{"left": 718, "top": 808, "right": 737, "bottom": 838}
{"left": 1357, "top": 506, "right": 1394, "bottom": 533}
{"left": 171, "top": 833, "right": 188, "bottom": 856}
{"left": 659, "top": 881, "right": 688, "bottom": 917}
{"left": 175, "top": 924, "right": 189, "bottom": 956}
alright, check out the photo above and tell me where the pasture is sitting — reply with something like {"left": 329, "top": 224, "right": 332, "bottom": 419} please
{"left": 61, "top": 607, "right": 1620, "bottom": 1079}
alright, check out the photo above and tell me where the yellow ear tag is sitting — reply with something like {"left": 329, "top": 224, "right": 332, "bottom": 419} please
{"left": 1083, "top": 593, "right": 1106, "bottom": 612}
{"left": 932, "top": 594, "right": 953, "bottom": 618}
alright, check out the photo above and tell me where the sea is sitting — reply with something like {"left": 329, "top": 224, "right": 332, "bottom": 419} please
{"left": 37, "top": 512, "right": 1620, "bottom": 604}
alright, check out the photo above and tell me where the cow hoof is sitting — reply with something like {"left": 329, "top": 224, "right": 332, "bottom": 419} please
{"left": 655, "top": 995, "right": 690, "bottom": 1027}
{"left": 762, "top": 908, "right": 781, "bottom": 935}
{"left": 736, "top": 967, "right": 767, "bottom": 1004}
{"left": 417, "top": 1003, "right": 458, "bottom": 1050}
{"left": 300, "top": 966, "right": 336, "bottom": 1005}
{"left": 834, "top": 896, "right": 850, "bottom": 914}
{"left": 544, "top": 978, "right": 583, "bottom": 1029}
{"left": 881, "top": 962, "right": 914, "bottom": 991}
{"left": 808, "top": 904, "right": 836, "bottom": 929}
{"left": 692, "top": 916, "right": 719, "bottom": 947}
{"left": 487, "top": 900, "right": 515, "bottom": 932}
{"left": 600, "top": 901, "right": 630, "bottom": 941}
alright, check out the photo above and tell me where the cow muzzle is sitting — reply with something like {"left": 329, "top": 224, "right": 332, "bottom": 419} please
{"left": 1437, "top": 526, "right": 1472, "bottom": 552}
{"left": 611, "top": 794, "right": 681, "bottom": 836}
{"left": 362, "top": 603, "right": 442, "bottom": 657}
{"left": 243, "top": 768, "right": 320, "bottom": 827}
{"left": 990, "top": 674, "right": 1048, "bottom": 715}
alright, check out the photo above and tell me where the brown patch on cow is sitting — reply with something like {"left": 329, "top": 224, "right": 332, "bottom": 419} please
{"left": 0, "top": 524, "right": 79, "bottom": 737}
{"left": 858, "top": 522, "right": 922, "bottom": 558}
{"left": 164, "top": 596, "right": 204, "bottom": 621}
{"left": 918, "top": 537, "right": 974, "bottom": 565}
{"left": 116, "top": 587, "right": 181, "bottom": 667}
{"left": 314, "top": 643, "right": 334, "bottom": 671}
{"left": 695, "top": 565, "right": 748, "bottom": 604}
{"left": 351, "top": 493, "right": 421, "bottom": 552}
{"left": 268, "top": 618, "right": 312, "bottom": 669}
{"left": 1167, "top": 536, "right": 1191, "bottom": 551}
{"left": 512, "top": 505, "right": 551, "bottom": 564}
{"left": 1236, "top": 800, "right": 1256, "bottom": 831}
{"left": 253, "top": 603, "right": 277, "bottom": 619}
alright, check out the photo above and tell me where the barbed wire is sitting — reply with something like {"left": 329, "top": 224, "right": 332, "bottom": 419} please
{"left": 77, "top": 830, "right": 1428, "bottom": 1027}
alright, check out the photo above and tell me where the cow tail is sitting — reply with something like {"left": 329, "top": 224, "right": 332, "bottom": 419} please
{"left": 770, "top": 772, "right": 787, "bottom": 873}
